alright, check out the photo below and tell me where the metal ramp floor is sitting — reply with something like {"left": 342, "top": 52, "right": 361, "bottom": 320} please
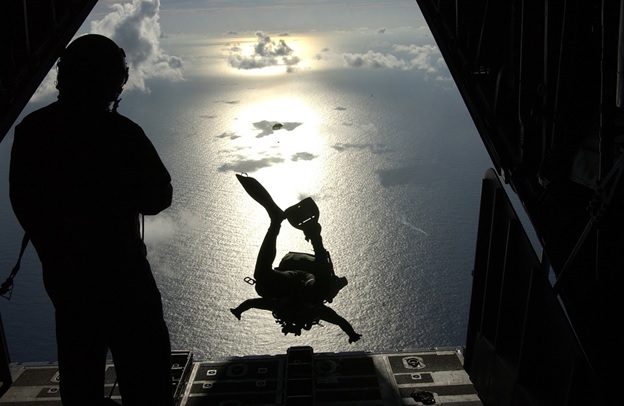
{"left": 0, "top": 347, "right": 482, "bottom": 405}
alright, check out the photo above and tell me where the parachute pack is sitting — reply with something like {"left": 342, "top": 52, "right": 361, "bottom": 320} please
{"left": 277, "top": 251, "right": 318, "bottom": 272}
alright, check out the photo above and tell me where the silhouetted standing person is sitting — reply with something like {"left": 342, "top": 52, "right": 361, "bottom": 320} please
{"left": 9, "top": 34, "right": 174, "bottom": 406}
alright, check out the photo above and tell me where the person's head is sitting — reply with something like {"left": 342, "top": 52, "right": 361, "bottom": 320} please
{"left": 56, "top": 34, "right": 129, "bottom": 109}
{"left": 272, "top": 298, "right": 321, "bottom": 336}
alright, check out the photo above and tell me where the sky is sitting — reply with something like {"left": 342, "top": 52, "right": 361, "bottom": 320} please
{"left": 32, "top": 0, "right": 448, "bottom": 102}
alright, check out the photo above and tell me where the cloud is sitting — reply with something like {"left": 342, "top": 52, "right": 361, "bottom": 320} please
{"left": 228, "top": 31, "right": 301, "bottom": 72}
{"left": 31, "top": 0, "right": 183, "bottom": 102}
{"left": 144, "top": 212, "right": 178, "bottom": 246}
{"left": 292, "top": 152, "right": 316, "bottom": 161}
{"left": 315, "top": 47, "right": 331, "bottom": 61}
{"left": 91, "top": 0, "right": 184, "bottom": 92}
{"left": 341, "top": 43, "right": 446, "bottom": 77}
{"left": 217, "top": 131, "right": 240, "bottom": 140}
{"left": 218, "top": 156, "right": 285, "bottom": 173}
{"left": 392, "top": 44, "right": 439, "bottom": 73}
{"left": 343, "top": 51, "right": 409, "bottom": 69}
{"left": 332, "top": 142, "right": 390, "bottom": 154}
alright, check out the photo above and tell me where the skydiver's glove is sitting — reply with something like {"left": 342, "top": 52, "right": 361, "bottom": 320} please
{"left": 230, "top": 308, "right": 242, "bottom": 320}
{"left": 348, "top": 333, "right": 362, "bottom": 344}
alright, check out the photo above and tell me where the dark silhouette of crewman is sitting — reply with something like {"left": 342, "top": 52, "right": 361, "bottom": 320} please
{"left": 9, "top": 34, "right": 174, "bottom": 406}
{"left": 232, "top": 174, "right": 361, "bottom": 343}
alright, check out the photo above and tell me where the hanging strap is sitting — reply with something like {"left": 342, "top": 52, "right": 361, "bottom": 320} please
{"left": 0, "top": 233, "right": 30, "bottom": 300}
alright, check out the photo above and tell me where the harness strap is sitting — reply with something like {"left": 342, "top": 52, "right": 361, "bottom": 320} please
{"left": 0, "top": 233, "right": 30, "bottom": 299}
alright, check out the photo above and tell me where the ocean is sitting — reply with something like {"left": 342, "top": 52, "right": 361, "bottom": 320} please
{"left": 0, "top": 33, "right": 492, "bottom": 362}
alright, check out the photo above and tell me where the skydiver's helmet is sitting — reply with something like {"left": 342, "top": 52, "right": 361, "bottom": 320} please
{"left": 56, "top": 34, "right": 129, "bottom": 109}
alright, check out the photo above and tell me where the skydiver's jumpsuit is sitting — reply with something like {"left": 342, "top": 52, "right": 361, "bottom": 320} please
{"left": 253, "top": 221, "right": 332, "bottom": 301}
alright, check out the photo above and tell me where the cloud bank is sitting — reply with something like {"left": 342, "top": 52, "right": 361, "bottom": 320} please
{"left": 342, "top": 44, "right": 446, "bottom": 78}
{"left": 225, "top": 28, "right": 446, "bottom": 79}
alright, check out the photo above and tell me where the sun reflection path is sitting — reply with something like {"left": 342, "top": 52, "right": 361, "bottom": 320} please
{"left": 229, "top": 96, "right": 325, "bottom": 206}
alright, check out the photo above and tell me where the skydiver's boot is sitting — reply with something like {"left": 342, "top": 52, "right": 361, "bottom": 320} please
{"left": 236, "top": 173, "right": 285, "bottom": 222}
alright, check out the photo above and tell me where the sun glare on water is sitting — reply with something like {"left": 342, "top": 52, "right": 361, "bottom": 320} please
{"left": 229, "top": 95, "right": 325, "bottom": 206}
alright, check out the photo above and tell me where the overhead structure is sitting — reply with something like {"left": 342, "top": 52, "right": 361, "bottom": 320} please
{"left": 0, "top": 0, "right": 97, "bottom": 143}
{"left": 416, "top": 0, "right": 624, "bottom": 404}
